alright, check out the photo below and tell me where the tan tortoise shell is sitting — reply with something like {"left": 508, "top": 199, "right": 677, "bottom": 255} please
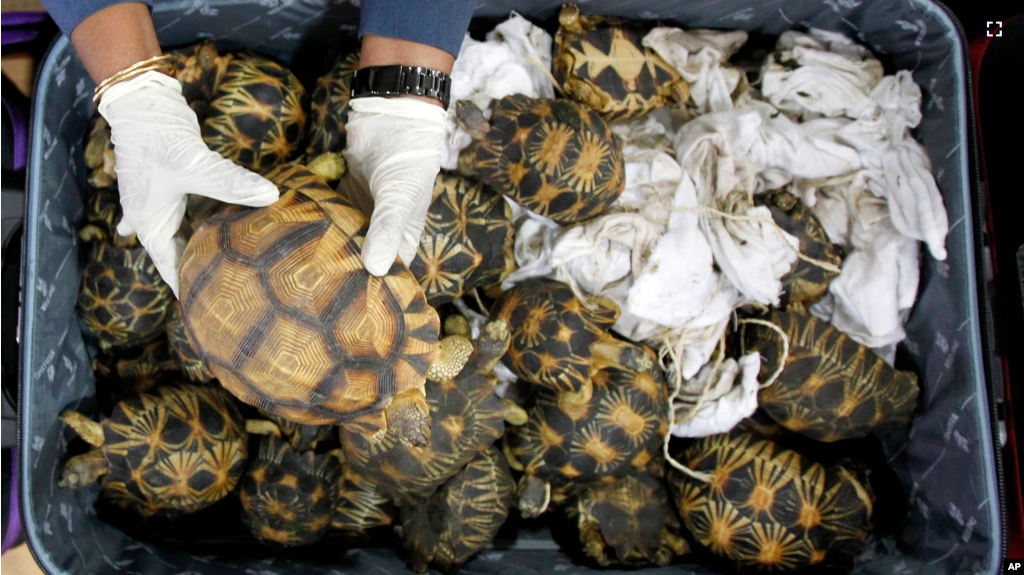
{"left": 178, "top": 163, "right": 440, "bottom": 425}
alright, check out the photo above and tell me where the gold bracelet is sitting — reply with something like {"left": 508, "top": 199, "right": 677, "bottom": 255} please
{"left": 92, "top": 54, "right": 175, "bottom": 106}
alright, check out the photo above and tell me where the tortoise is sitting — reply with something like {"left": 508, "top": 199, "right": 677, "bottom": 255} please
{"left": 671, "top": 430, "right": 874, "bottom": 570}
{"left": 78, "top": 239, "right": 174, "bottom": 351}
{"left": 409, "top": 173, "right": 515, "bottom": 306}
{"left": 491, "top": 278, "right": 622, "bottom": 394}
{"left": 79, "top": 187, "right": 122, "bottom": 244}
{"left": 397, "top": 446, "right": 515, "bottom": 574}
{"left": 742, "top": 310, "right": 920, "bottom": 442}
{"left": 202, "top": 52, "right": 308, "bottom": 172}
{"left": 59, "top": 384, "right": 248, "bottom": 516}
{"left": 503, "top": 337, "right": 670, "bottom": 518}
{"left": 165, "top": 301, "right": 215, "bottom": 383}
{"left": 331, "top": 465, "right": 397, "bottom": 535}
{"left": 179, "top": 163, "right": 468, "bottom": 446}
{"left": 84, "top": 114, "right": 116, "bottom": 189}
{"left": 568, "top": 462, "right": 689, "bottom": 567}
{"left": 553, "top": 4, "right": 690, "bottom": 124}
{"left": 109, "top": 338, "right": 179, "bottom": 392}
{"left": 754, "top": 189, "right": 843, "bottom": 308}
{"left": 455, "top": 94, "right": 625, "bottom": 224}
{"left": 305, "top": 52, "right": 360, "bottom": 171}
{"left": 339, "top": 315, "right": 526, "bottom": 505}
{"left": 167, "top": 39, "right": 230, "bottom": 122}
{"left": 239, "top": 433, "right": 342, "bottom": 547}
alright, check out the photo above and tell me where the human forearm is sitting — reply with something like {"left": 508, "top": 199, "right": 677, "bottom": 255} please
{"left": 68, "top": 2, "right": 161, "bottom": 83}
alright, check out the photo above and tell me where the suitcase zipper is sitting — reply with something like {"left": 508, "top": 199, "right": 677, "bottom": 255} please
{"left": 928, "top": 0, "right": 1009, "bottom": 569}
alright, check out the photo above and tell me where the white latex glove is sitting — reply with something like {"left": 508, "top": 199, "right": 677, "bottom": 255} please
{"left": 342, "top": 96, "right": 446, "bottom": 276}
{"left": 99, "top": 70, "right": 280, "bottom": 296}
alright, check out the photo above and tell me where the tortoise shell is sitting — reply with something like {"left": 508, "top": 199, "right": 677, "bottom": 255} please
{"left": 569, "top": 464, "right": 689, "bottom": 567}
{"left": 167, "top": 39, "right": 229, "bottom": 122}
{"left": 672, "top": 430, "right": 874, "bottom": 570}
{"left": 398, "top": 446, "right": 515, "bottom": 574}
{"left": 492, "top": 278, "right": 620, "bottom": 393}
{"left": 240, "top": 435, "right": 341, "bottom": 547}
{"left": 78, "top": 241, "right": 174, "bottom": 351}
{"left": 165, "top": 301, "right": 215, "bottom": 383}
{"left": 84, "top": 114, "right": 116, "bottom": 189}
{"left": 461, "top": 95, "right": 625, "bottom": 224}
{"left": 305, "top": 52, "right": 359, "bottom": 160}
{"left": 754, "top": 189, "right": 843, "bottom": 308}
{"left": 503, "top": 339, "right": 669, "bottom": 517}
{"left": 91, "top": 339, "right": 180, "bottom": 409}
{"left": 744, "top": 310, "right": 920, "bottom": 442}
{"left": 553, "top": 4, "right": 689, "bottom": 124}
{"left": 179, "top": 164, "right": 440, "bottom": 437}
{"left": 202, "top": 52, "right": 308, "bottom": 172}
{"left": 339, "top": 319, "right": 512, "bottom": 505}
{"left": 59, "top": 384, "right": 248, "bottom": 516}
{"left": 331, "top": 466, "right": 397, "bottom": 535}
{"left": 409, "top": 174, "right": 515, "bottom": 305}
{"left": 79, "top": 188, "right": 122, "bottom": 244}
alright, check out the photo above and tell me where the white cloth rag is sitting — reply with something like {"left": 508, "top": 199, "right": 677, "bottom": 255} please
{"left": 807, "top": 172, "right": 921, "bottom": 349}
{"left": 642, "top": 27, "right": 749, "bottom": 115}
{"left": 441, "top": 13, "right": 554, "bottom": 170}
{"left": 761, "top": 29, "right": 885, "bottom": 120}
{"left": 672, "top": 114, "right": 800, "bottom": 305}
{"left": 670, "top": 352, "right": 761, "bottom": 438}
{"left": 836, "top": 71, "right": 948, "bottom": 260}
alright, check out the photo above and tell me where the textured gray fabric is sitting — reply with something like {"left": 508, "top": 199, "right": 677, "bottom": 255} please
{"left": 20, "top": 1, "right": 1000, "bottom": 574}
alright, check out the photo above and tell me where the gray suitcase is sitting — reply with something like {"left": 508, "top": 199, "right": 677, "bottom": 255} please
{"left": 18, "top": 1, "right": 1005, "bottom": 574}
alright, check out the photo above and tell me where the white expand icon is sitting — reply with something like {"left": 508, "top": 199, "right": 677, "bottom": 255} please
{"left": 986, "top": 21, "right": 1002, "bottom": 37}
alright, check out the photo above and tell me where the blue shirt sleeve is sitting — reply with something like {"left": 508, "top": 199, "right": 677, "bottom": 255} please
{"left": 358, "top": 0, "right": 476, "bottom": 58}
{"left": 40, "top": 0, "right": 153, "bottom": 38}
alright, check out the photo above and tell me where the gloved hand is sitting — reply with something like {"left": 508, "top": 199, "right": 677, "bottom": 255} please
{"left": 98, "top": 70, "right": 280, "bottom": 296}
{"left": 342, "top": 96, "right": 447, "bottom": 276}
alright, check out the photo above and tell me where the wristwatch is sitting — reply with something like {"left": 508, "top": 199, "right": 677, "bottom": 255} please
{"left": 350, "top": 65, "right": 452, "bottom": 109}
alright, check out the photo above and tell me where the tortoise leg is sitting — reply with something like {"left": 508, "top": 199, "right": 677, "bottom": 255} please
{"left": 668, "top": 79, "right": 691, "bottom": 106}
{"left": 385, "top": 388, "right": 431, "bottom": 447}
{"left": 60, "top": 411, "right": 105, "bottom": 447}
{"left": 517, "top": 475, "right": 551, "bottom": 519}
{"left": 501, "top": 436, "right": 525, "bottom": 472}
{"left": 502, "top": 399, "right": 528, "bottom": 426}
{"left": 245, "top": 420, "right": 283, "bottom": 437}
{"left": 564, "top": 78, "right": 607, "bottom": 112}
{"left": 426, "top": 335, "right": 473, "bottom": 382}
{"left": 579, "top": 520, "right": 610, "bottom": 566}
{"left": 59, "top": 449, "right": 110, "bottom": 488}
{"left": 444, "top": 314, "right": 471, "bottom": 338}
{"left": 659, "top": 528, "right": 690, "bottom": 565}
{"left": 473, "top": 320, "right": 511, "bottom": 373}
{"left": 306, "top": 151, "right": 346, "bottom": 183}
{"left": 558, "top": 3, "right": 583, "bottom": 34}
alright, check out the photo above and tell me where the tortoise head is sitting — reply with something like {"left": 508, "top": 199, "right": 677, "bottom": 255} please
{"left": 454, "top": 100, "right": 490, "bottom": 141}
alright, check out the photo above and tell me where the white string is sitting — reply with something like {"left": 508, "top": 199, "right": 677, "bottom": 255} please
{"left": 660, "top": 338, "right": 713, "bottom": 483}
{"left": 737, "top": 317, "right": 790, "bottom": 389}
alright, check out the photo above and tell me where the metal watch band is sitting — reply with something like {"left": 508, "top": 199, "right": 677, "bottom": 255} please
{"left": 350, "top": 65, "right": 452, "bottom": 109}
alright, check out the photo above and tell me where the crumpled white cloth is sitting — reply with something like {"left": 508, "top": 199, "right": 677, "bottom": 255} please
{"left": 672, "top": 114, "right": 801, "bottom": 305}
{"left": 836, "top": 71, "right": 948, "bottom": 260}
{"left": 642, "top": 27, "right": 749, "bottom": 115}
{"left": 761, "top": 29, "right": 885, "bottom": 120}
{"left": 671, "top": 352, "right": 761, "bottom": 438}
{"left": 807, "top": 173, "right": 921, "bottom": 349}
{"left": 441, "top": 13, "right": 554, "bottom": 170}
